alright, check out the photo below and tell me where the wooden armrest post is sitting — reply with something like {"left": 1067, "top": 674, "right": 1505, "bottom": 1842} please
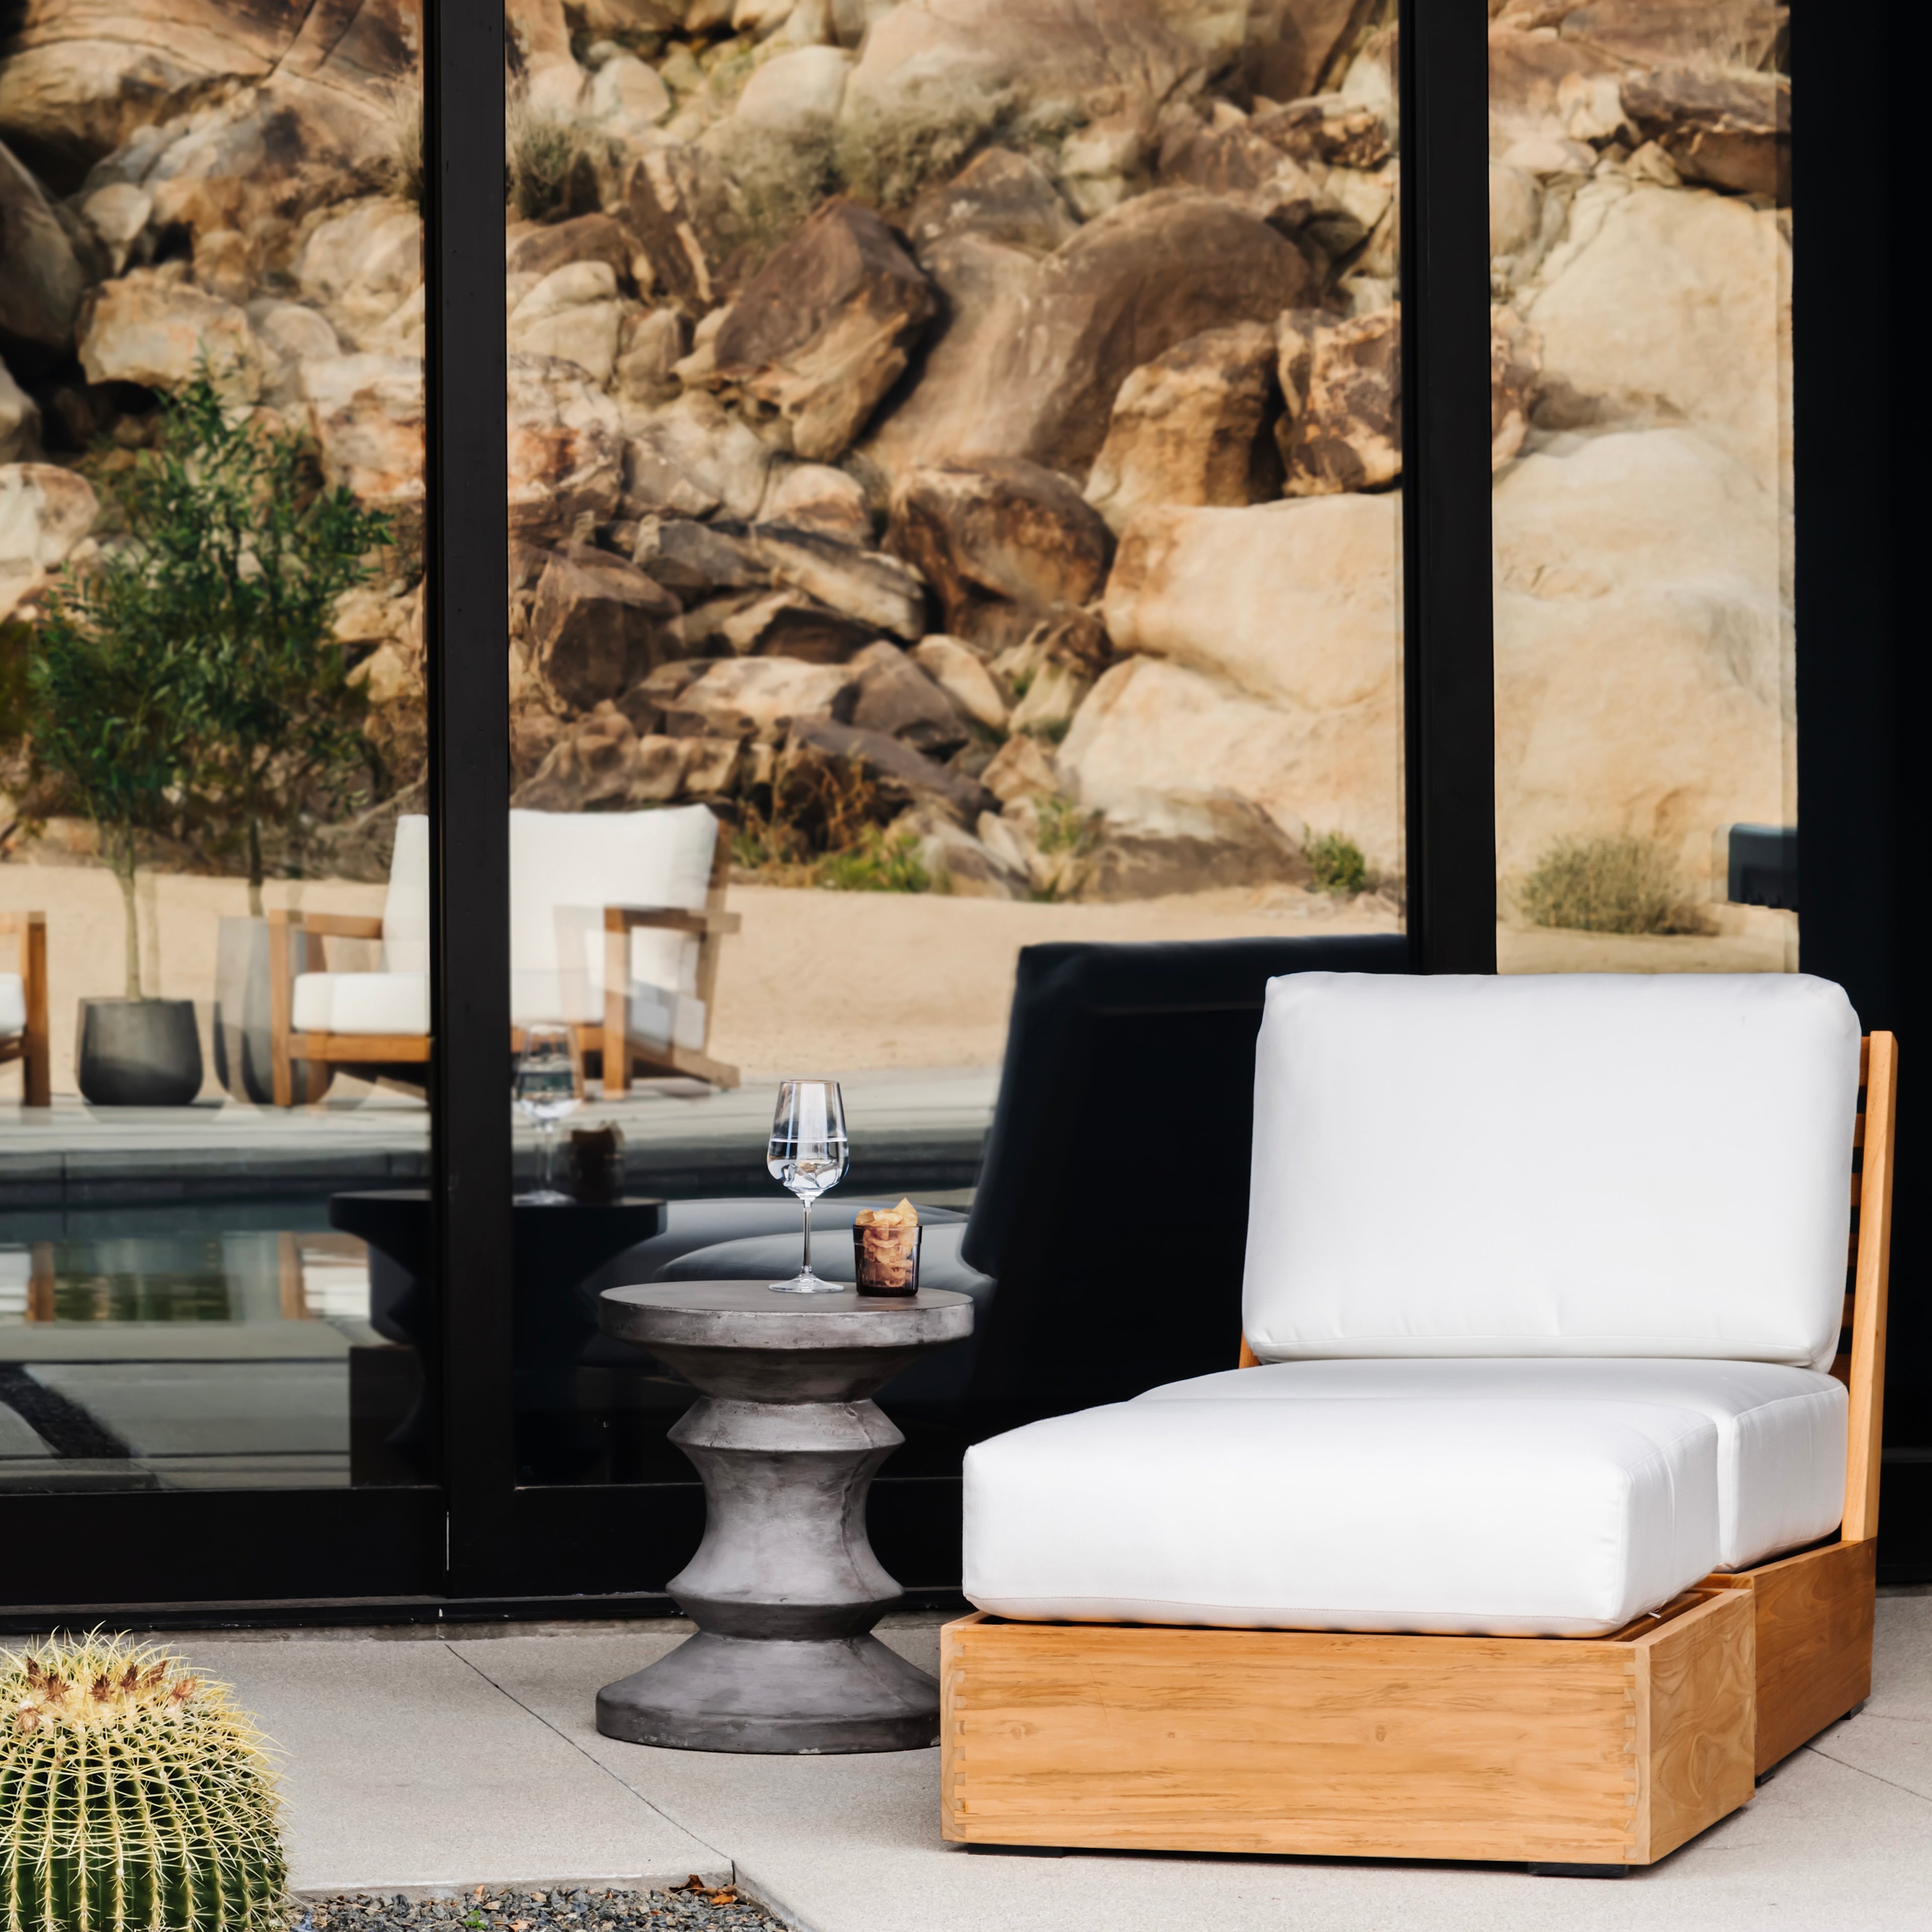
{"left": 1844, "top": 1031, "right": 1897, "bottom": 1543}
{"left": 604, "top": 907, "right": 630, "bottom": 1098}
{"left": 268, "top": 910, "right": 298, "bottom": 1109}
{"left": 20, "top": 912, "right": 47, "bottom": 1106}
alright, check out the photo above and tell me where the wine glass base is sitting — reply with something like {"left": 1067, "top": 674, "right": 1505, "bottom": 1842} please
{"left": 768, "top": 1274, "right": 846, "bottom": 1294}
{"left": 517, "top": 1187, "right": 574, "bottom": 1205}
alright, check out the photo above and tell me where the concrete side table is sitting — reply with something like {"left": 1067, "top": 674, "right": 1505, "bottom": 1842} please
{"left": 595, "top": 1280, "right": 974, "bottom": 1754}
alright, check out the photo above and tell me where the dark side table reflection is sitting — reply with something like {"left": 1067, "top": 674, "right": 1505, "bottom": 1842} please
{"left": 329, "top": 1188, "right": 667, "bottom": 1483}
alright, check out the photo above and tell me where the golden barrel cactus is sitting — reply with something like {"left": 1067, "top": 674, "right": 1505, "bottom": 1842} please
{"left": 0, "top": 1634, "right": 286, "bottom": 1932}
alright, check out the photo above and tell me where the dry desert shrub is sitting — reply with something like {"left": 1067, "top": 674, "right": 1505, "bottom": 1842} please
{"left": 1519, "top": 835, "right": 1702, "bottom": 935}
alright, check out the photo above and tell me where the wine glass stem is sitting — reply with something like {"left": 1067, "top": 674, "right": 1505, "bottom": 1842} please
{"left": 800, "top": 1194, "right": 813, "bottom": 1275}
{"left": 540, "top": 1121, "right": 556, "bottom": 1195}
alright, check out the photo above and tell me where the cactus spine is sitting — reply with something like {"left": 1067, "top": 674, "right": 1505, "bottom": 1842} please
{"left": 0, "top": 1633, "right": 286, "bottom": 1932}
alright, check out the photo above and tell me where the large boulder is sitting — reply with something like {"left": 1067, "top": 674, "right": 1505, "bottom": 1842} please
{"left": 848, "top": 640, "right": 968, "bottom": 755}
{"left": 713, "top": 200, "right": 936, "bottom": 462}
{"left": 1104, "top": 492, "right": 1399, "bottom": 714}
{"left": 866, "top": 191, "right": 1316, "bottom": 479}
{"left": 760, "top": 460, "right": 873, "bottom": 543}
{"left": 672, "top": 656, "right": 859, "bottom": 740}
{"left": 887, "top": 459, "right": 1112, "bottom": 648}
{"left": 1547, "top": 0, "right": 1785, "bottom": 71}
{"left": 1059, "top": 651, "right": 1402, "bottom": 867}
{"left": 507, "top": 352, "right": 625, "bottom": 542}
{"left": 529, "top": 548, "right": 681, "bottom": 711}
{"left": 0, "top": 460, "right": 96, "bottom": 620}
{"left": 1519, "top": 180, "right": 1787, "bottom": 482}
{"left": 745, "top": 525, "right": 927, "bottom": 638}
{"left": 621, "top": 390, "right": 774, "bottom": 522}
{"left": 1083, "top": 787, "right": 1311, "bottom": 900}
{"left": 77, "top": 267, "right": 263, "bottom": 399}
{"left": 0, "top": 138, "right": 83, "bottom": 364}
{"left": 1493, "top": 426, "right": 1785, "bottom": 894}
{"left": 1276, "top": 305, "right": 1401, "bottom": 497}
{"left": 296, "top": 197, "right": 423, "bottom": 351}
{"left": 1084, "top": 321, "right": 1279, "bottom": 533}
{"left": 903, "top": 147, "right": 1079, "bottom": 258}
{"left": 302, "top": 354, "right": 424, "bottom": 506}
{"left": 507, "top": 261, "right": 626, "bottom": 383}
{"left": 1491, "top": 304, "right": 1541, "bottom": 469}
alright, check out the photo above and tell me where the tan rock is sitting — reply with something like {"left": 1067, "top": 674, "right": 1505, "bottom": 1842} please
{"left": 746, "top": 525, "right": 927, "bottom": 638}
{"left": 1084, "top": 322, "right": 1279, "bottom": 533}
{"left": 677, "top": 657, "right": 858, "bottom": 741}
{"left": 865, "top": 192, "right": 1315, "bottom": 480}
{"left": 849, "top": 640, "right": 965, "bottom": 753}
{"left": 1491, "top": 305, "right": 1541, "bottom": 469}
{"left": 614, "top": 307, "right": 687, "bottom": 407}
{"left": 887, "top": 459, "right": 1111, "bottom": 649}
{"left": 296, "top": 197, "right": 423, "bottom": 349}
{"left": 1082, "top": 788, "right": 1310, "bottom": 900}
{"left": 586, "top": 51, "right": 673, "bottom": 134}
{"left": 760, "top": 461, "right": 873, "bottom": 544}
{"left": 632, "top": 517, "right": 767, "bottom": 597}
{"left": 80, "top": 182, "right": 153, "bottom": 275}
{"left": 0, "top": 360, "right": 40, "bottom": 464}
{"left": 508, "top": 262, "right": 625, "bottom": 382}
{"left": 713, "top": 200, "right": 935, "bottom": 462}
{"left": 1621, "top": 66, "right": 1788, "bottom": 202}
{"left": 979, "top": 732, "right": 1060, "bottom": 805}
{"left": 1105, "top": 492, "right": 1399, "bottom": 714}
{"left": 1276, "top": 305, "right": 1400, "bottom": 497}
{"left": 1, "top": 138, "right": 84, "bottom": 359}
{"left": 0, "top": 461, "right": 97, "bottom": 621}
{"left": 730, "top": 44, "right": 850, "bottom": 134}
{"left": 531, "top": 548, "right": 681, "bottom": 710}
{"left": 1520, "top": 180, "right": 1787, "bottom": 480}
{"left": 1250, "top": 95, "right": 1391, "bottom": 171}
{"left": 1551, "top": 0, "right": 1784, "bottom": 72}
{"left": 249, "top": 300, "right": 343, "bottom": 409}
{"left": 1008, "top": 657, "right": 1091, "bottom": 741}
{"left": 302, "top": 354, "right": 424, "bottom": 506}
{"left": 507, "top": 352, "right": 625, "bottom": 541}
{"left": 623, "top": 390, "right": 774, "bottom": 522}
{"left": 1059, "top": 652, "right": 1402, "bottom": 869}
{"left": 912, "top": 636, "right": 1009, "bottom": 731}
{"left": 903, "top": 147, "right": 1078, "bottom": 258}
{"left": 1493, "top": 427, "right": 1786, "bottom": 894}
{"left": 77, "top": 269, "right": 263, "bottom": 399}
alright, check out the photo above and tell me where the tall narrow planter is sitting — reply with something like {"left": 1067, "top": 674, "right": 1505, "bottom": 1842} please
{"left": 76, "top": 997, "right": 204, "bottom": 1106}
{"left": 213, "top": 915, "right": 331, "bottom": 1105}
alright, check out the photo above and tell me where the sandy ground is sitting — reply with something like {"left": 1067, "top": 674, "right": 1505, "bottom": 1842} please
{"left": 0, "top": 858, "right": 1793, "bottom": 1100}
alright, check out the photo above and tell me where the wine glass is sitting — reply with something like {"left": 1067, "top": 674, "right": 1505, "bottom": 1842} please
{"left": 515, "top": 1023, "right": 580, "bottom": 1203}
{"left": 767, "top": 1078, "right": 849, "bottom": 1293}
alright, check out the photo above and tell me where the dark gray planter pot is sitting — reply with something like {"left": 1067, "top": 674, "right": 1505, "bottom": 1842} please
{"left": 212, "top": 915, "right": 332, "bottom": 1105}
{"left": 76, "top": 997, "right": 205, "bottom": 1106}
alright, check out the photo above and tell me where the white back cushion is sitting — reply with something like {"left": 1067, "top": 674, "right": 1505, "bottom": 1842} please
{"left": 1243, "top": 973, "right": 1860, "bottom": 1370}
{"left": 381, "top": 814, "right": 432, "bottom": 973}
{"left": 509, "top": 807, "right": 717, "bottom": 1026}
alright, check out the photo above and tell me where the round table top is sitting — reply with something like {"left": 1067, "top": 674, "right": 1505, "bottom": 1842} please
{"left": 599, "top": 1280, "right": 975, "bottom": 1351}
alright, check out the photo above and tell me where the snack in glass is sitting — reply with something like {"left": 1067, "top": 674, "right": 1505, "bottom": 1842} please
{"left": 853, "top": 1198, "right": 921, "bottom": 1296}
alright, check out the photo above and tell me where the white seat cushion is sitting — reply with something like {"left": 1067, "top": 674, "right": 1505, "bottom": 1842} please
{"left": 1245, "top": 973, "right": 1860, "bottom": 1370}
{"left": 1143, "top": 1359, "right": 1845, "bottom": 1572}
{"left": 291, "top": 972, "right": 429, "bottom": 1036}
{"left": 964, "top": 1395, "right": 1720, "bottom": 1637}
{"left": 0, "top": 974, "right": 23, "bottom": 1038}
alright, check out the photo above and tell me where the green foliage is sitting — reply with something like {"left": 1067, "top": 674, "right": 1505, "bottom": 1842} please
{"left": 1306, "top": 830, "right": 1369, "bottom": 896}
{"left": 1034, "top": 792, "right": 1099, "bottom": 859}
{"left": 817, "top": 825, "right": 930, "bottom": 893}
{"left": 0, "top": 622, "right": 35, "bottom": 754}
{"left": 1519, "top": 835, "right": 1697, "bottom": 935}
{"left": 0, "top": 1631, "right": 286, "bottom": 1932}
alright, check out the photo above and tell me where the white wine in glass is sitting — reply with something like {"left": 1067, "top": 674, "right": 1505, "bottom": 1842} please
{"left": 515, "top": 1023, "right": 580, "bottom": 1203}
{"left": 767, "top": 1078, "right": 849, "bottom": 1293}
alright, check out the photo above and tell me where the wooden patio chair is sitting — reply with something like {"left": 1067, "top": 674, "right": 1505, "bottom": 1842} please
{"left": 0, "top": 910, "right": 50, "bottom": 1106}
{"left": 269, "top": 807, "right": 741, "bottom": 1106}
{"left": 942, "top": 975, "right": 1895, "bottom": 1873}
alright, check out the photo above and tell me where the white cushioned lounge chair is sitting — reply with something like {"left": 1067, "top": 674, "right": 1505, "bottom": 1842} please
{"left": 945, "top": 972, "right": 1896, "bottom": 1872}
{"left": 268, "top": 807, "right": 739, "bottom": 1105}
{"left": 0, "top": 910, "right": 48, "bottom": 1106}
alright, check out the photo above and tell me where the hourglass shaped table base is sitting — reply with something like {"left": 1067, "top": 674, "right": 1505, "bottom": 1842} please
{"left": 595, "top": 1281, "right": 975, "bottom": 1753}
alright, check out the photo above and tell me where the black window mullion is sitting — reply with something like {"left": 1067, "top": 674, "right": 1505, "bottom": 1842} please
{"left": 1398, "top": 0, "right": 1496, "bottom": 973}
{"left": 424, "top": 0, "right": 516, "bottom": 1595}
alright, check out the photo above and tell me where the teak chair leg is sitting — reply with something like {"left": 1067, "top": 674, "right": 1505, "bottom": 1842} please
{"left": 21, "top": 912, "right": 48, "bottom": 1107}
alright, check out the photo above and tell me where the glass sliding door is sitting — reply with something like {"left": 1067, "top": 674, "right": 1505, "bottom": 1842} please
{"left": 0, "top": 0, "right": 441, "bottom": 1600}
{"left": 1487, "top": 0, "right": 1794, "bottom": 974}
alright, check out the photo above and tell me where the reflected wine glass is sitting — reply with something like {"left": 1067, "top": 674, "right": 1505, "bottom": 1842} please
{"left": 767, "top": 1078, "right": 849, "bottom": 1294}
{"left": 515, "top": 1022, "right": 580, "bottom": 1204}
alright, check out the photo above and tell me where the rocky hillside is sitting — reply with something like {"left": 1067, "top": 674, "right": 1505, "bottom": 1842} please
{"left": 0, "top": 0, "right": 1790, "bottom": 907}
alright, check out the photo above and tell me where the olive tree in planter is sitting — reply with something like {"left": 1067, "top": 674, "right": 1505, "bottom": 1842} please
{"left": 33, "top": 533, "right": 205, "bottom": 1104}
{"left": 36, "top": 374, "right": 391, "bottom": 1105}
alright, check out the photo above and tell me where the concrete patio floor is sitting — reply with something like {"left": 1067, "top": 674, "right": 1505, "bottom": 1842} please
{"left": 149, "top": 1594, "right": 1931, "bottom": 1932}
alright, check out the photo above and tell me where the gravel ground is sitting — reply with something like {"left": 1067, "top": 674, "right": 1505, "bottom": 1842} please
{"left": 291, "top": 1884, "right": 782, "bottom": 1932}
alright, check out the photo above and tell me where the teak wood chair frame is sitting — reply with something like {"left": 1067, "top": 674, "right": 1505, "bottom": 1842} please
{"left": 0, "top": 911, "right": 50, "bottom": 1107}
{"left": 941, "top": 1033, "right": 1897, "bottom": 1872}
{"left": 266, "top": 840, "right": 743, "bottom": 1106}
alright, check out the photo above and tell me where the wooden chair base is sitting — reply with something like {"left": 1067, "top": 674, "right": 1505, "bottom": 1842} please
{"left": 942, "top": 1537, "right": 1873, "bottom": 1868}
